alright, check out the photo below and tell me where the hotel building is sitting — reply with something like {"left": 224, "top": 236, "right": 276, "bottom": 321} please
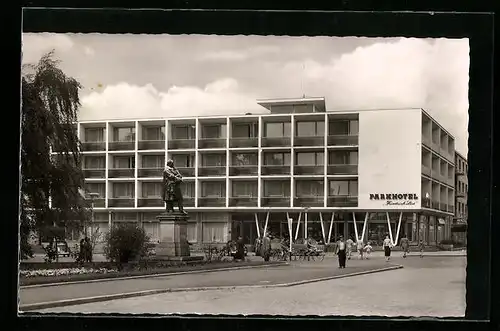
{"left": 453, "top": 152, "right": 468, "bottom": 245}
{"left": 74, "top": 97, "right": 457, "bottom": 250}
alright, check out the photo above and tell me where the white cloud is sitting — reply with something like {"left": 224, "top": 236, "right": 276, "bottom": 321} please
{"left": 22, "top": 33, "right": 74, "bottom": 64}
{"left": 198, "top": 45, "right": 280, "bottom": 62}
{"left": 79, "top": 78, "right": 264, "bottom": 121}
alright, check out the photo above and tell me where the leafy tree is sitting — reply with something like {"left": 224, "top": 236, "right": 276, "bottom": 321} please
{"left": 104, "top": 224, "right": 150, "bottom": 266}
{"left": 21, "top": 50, "right": 89, "bottom": 259}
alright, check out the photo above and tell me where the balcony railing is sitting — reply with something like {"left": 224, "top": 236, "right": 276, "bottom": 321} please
{"left": 421, "top": 197, "right": 431, "bottom": 208}
{"left": 294, "top": 197, "right": 324, "bottom": 207}
{"left": 261, "top": 137, "right": 291, "bottom": 147}
{"left": 138, "top": 140, "right": 165, "bottom": 150}
{"left": 261, "top": 197, "right": 290, "bottom": 207}
{"left": 183, "top": 197, "right": 195, "bottom": 207}
{"left": 432, "top": 201, "right": 440, "bottom": 210}
{"left": 198, "top": 166, "right": 226, "bottom": 176}
{"left": 108, "top": 141, "right": 135, "bottom": 151}
{"left": 327, "top": 164, "right": 358, "bottom": 175}
{"left": 440, "top": 203, "right": 448, "bottom": 212}
{"left": 294, "top": 136, "right": 324, "bottom": 147}
{"left": 108, "top": 198, "right": 134, "bottom": 207}
{"left": 261, "top": 165, "right": 291, "bottom": 175}
{"left": 448, "top": 204, "right": 454, "bottom": 213}
{"left": 294, "top": 165, "right": 324, "bottom": 175}
{"left": 456, "top": 192, "right": 466, "bottom": 199}
{"left": 422, "top": 135, "right": 431, "bottom": 148}
{"left": 229, "top": 197, "right": 258, "bottom": 207}
{"left": 137, "top": 168, "right": 162, "bottom": 178}
{"left": 177, "top": 167, "right": 196, "bottom": 177}
{"left": 83, "top": 169, "right": 106, "bottom": 178}
{"left": 198, "top": 197, "right": 226, "bottom": 207}
{"left": 108, "top": 168, "right": 135, "bottom": 178}
{"left": 138, "top": 198, "right": 164, "bottom": 207}
{"left": 327, "top": 135, "right": 358, "bottom": 146}
{"left": 81, "top": 141, "right": 106, "bottom": 151}
{"left": 455, "top": 169, "right": 466, "bottom": 176}
{"left": 168, "top": 139, "right": 195, "bottom": 149}
{"left": 198, "top": 138, "right": 226, "bottom": 149}
{"left": 229, "top": 166, "right": 258, "bottom": 176}
{"left": 86, "top": 198, "right": 105, "bottom": 208}
{"left": 421, "top": 164, "right": 431, "bottom": 177}
{"left": 431, "top": 140, "right": 440, "bottom": 152}
{"left": 327, "top": 196, "right": 358, "bottom": 207}
{"left": 229, "top": 138, "right": 258, "bottom": 148}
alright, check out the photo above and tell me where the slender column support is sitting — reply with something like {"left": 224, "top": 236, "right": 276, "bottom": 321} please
{"left": 361, "top": 212, "right": 369, "bottom": 242}
{"left": 352, "top": 212, "right": 359, "bottom": 242}
{"left": 319, "top": 212, "right": 326, "bottom": 243}
{"left": 385, "top": 211, "right": 404, "bottom": 246}
{"left": 327, "top": 212, "right": 335, "bottom": 244}
{"left": 254, "top": 213, "right": 261, "bottom": 238}
{"left": 304, "top": 212, "right": 308, "bottom": 238}
{"left": 394, "top": 212, "right": 403, "bottom": 245}
{"left": 294, "top": 211, "right": 302, "bottom": 240}
{"left": 286, "top": 212, "right": 293, "bottom": 251}
{"left": 263, "top": 211, "right": 270, "bottom": 235}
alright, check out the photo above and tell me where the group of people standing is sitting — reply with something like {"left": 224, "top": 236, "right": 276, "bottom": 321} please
{"left": 78, "top": 237, "right": 92, "bottom": 263}
{"left": 335, "top": 234, "right": 425, "bottom": 268}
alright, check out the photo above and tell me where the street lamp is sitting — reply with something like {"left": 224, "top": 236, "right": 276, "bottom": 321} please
{"left": 88, "top": 192, "right": 100, "bottom": 239}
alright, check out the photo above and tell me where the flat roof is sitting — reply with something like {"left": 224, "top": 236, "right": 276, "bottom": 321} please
{"left": 256, "top": 97, "right": 326, "bottom": 112}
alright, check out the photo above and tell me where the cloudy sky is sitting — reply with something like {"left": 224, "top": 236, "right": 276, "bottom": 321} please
{"left": 21, "top": 33, "right": 469, "bottom": 154}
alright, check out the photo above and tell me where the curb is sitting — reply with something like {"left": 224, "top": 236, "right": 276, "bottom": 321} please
{"left": 19, "top": 264, "right": 403, "bottom": 312}
{"left": 20, "top": 262, "right": 288, "bottom": 289}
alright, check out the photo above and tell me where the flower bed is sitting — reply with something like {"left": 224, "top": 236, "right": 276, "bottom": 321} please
{"left": 20, "top": 267, "right": 118, "bottom": 278}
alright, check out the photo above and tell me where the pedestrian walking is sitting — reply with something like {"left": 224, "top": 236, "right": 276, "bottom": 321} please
{"left": 356, "top": 239, "right": 364, "bottom": 260}
{"left": 260, "top": 232, "right": 271, "bottom": 262}
{"left": 400, "top": 235, "right": 410, "bottom": 258}
{"left": 346, "top": 237, "right": 354, "bottom": 260}
{"left": 383, "top": 235, "right": 392, "bottom": 262}
{"left": 363, "top": 242, "right": 373, "bottom": 259}
{"left": 235, "top": 236, "right": 245, "bottom": 261}
{"left": 418, "top": 240, "right": 425, "bottom": 258}
{"left": 335, "top": 235, "right": 347, "bottom": 268}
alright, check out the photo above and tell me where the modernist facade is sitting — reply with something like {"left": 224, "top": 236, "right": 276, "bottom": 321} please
{"left": 453, "top": 152, "right": 468, "bottom": 244}
{"left": 73, "top": 97, "right": 456, "bottom": 249}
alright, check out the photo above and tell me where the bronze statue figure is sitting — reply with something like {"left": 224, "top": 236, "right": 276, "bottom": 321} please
{"left": 162, "top": 159, "right": 187, "bottom": 214}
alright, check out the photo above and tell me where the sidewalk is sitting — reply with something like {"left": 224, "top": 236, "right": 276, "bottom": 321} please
{"left": 19, "top": 258, "right": 398, "bottom": 308}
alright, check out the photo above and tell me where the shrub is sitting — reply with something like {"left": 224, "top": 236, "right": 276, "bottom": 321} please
{"left": 103, "top": 224, "right": 149, "bottom": 265}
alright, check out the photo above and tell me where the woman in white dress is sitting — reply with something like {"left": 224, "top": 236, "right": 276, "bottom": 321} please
{"left": 383, "top": 235, "right": 393, "bottom": 262}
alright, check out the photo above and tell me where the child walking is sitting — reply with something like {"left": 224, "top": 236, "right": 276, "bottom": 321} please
{"left": 346, "top": 237, "right": 354, "bottom": 260}
{"left": 363, "top": 242, "right": 373, "bottom": 260}
{"left": 418, "top": 240, "right": 425, "bottom": 258}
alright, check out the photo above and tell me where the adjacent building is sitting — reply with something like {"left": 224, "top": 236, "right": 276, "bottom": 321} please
{"left": 453, "top": 152, "right": 468, "bottom": 244}
{"left": 74, "top": 97, "right": 457, "bottom": 250}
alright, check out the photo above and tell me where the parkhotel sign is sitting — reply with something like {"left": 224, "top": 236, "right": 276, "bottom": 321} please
{"left": 369, "top": 193, "right": 419, "bottom": 206}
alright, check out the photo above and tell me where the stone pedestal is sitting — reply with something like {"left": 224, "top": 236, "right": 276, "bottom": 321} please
{"left": 156, "top": 211, "right": 192, "bottom": 258}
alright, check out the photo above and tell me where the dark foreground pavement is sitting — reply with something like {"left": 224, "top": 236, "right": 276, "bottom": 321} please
{"left": 20, "top": 257, "right": 398, "bottom": 309}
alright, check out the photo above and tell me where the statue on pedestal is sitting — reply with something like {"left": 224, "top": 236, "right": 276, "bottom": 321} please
{"left": 162, "top": 159, "right": 187, "bottom": 214}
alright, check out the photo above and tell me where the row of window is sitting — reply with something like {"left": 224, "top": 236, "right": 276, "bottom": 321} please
{"left": 82, "top": 151, "right": 359, "bottom": 169}
{"left": 82, "top": 120, "right": 359, "bottom": 142}
{"left": 455, "top": 201, "right": 468, "bottom": 217}
{"left": 85, "top": 180, "right": 359, "bottom": 199}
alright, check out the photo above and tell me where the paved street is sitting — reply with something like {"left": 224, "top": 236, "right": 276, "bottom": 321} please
{"left": 33, "top": 255, "right": 465, "bottom": 317}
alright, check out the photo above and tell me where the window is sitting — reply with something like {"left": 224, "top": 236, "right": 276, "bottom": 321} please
{"left": 329, "top": 151, "right": 358, "bottom": 165}
{"left": 84, "top": 128, "right": 105, "bottom": 142}
{"left": 264, "top": 122, "right": 291, "bottom": 137}
{"left": 264, "top": 181, "right": 290, "bottom": 197}
{"left": 142, "top": 182, "right": 162, "bottom": 198}
{"left": 113, "top": 127, "right": 135, "bottom": 142}
{"left": 85, "top": 183, "right": 105, "bottom": 197}
{"left": 181, "top": 181, "right": 195, "bottom": 197}
{"left": 172, "top": 154, "right": 194, "bottom": 168}
{"left": 84, "top": 156, "right": 105, "bottom": 169}
{"left": 201, "top": 182, "right": 226, "bottom": 197}
{"left": 329, "top": 121, "right": 349, "bottom": 135}
{"left": 264, "top": 152, "right": 290, "bottom": 166}
{"left": 232, "top": 123, "right": 258, "bottom": 138}
{"left": 232, "top": 181, "right": 257, "bottom": 197}
{"left": 294, "top": 104, "right": 314, "bottom": 113}
{"left": 142, "top": 126, "right": 165, "bottom": 141}
{"left": 296, "top": 181, "right": 324, "bottom": 197}
{"left": 296, "top": 121, "right": 324, "bottom": 137}
{"left": 171, "top": 125, "right": 195, "bottom": 140}
{"left": 113, "top": 212, "right": 137, "bottom": 221}
{"left": 329, "top": 180, "right": 358, "bottom": 196}
{"left": 142, "top": 155, "right": 164, "bottom": 168}
{"left": 187, "top": 222, "right": 197, "bottom": 242}
{"left": 201, "top": 154, "right": 226, "bottom": 167}
{"left": 202, "top": 124, "right": 226, "bottom": 139}
{"left": 202, "top": 223, "right": 226, "bottom": 243}
{"left": 296, "top": 152, "right": 324, "bottom": 166}
{"left": 113, "top": 156, "right": 135, "bottom": 168}
{"left": 232, "top": 153, "right": 257, "bottom": 166}
{"left": 112, "top": 183, "right": 135, "bottom": 198}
